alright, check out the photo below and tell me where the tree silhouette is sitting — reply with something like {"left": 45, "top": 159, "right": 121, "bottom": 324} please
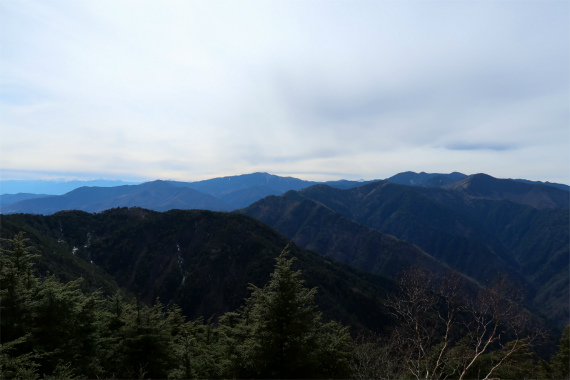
{"left": 220, "top": 246, "right": 351, "bottom": 379}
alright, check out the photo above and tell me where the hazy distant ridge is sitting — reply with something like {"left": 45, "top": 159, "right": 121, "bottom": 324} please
{"left": 0, "top": 179, "right": 141, "bottom": 195}
{"left": 1, "top": 172, "right": 568, "bottom": 215}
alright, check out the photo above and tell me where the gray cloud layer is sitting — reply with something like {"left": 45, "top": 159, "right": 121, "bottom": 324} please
{"left": 1, "top": 0, "right": 568, "bottom": 183}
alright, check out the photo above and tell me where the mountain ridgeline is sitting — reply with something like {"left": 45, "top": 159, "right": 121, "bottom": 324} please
{"left": 1, "top": 172, "right": 375, "bottom": 214}
{"left": 1, "top": 171, "right": 568, "bottom": 328}
{"left": 241, "top": 176, "right": 569, "bottom": 327}
{"left": 2, "top": 171, "right": 567, "bottom": 215}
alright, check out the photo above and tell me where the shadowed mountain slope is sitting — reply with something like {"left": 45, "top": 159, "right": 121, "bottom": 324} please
{"left": 243, "top": 180, "right": 569, "bottom": 327}
{"left": 295, "top": 182, "right": 518, "bottom": 278}
{"left": 240, "top": 191, "right": 451, "bottom": 279}
{"left": 0, "top": 208, "right": 395, "bottom": 331}
{"left": 441, "top": 173, "right": 570, "bottom": 209}
{"left": 513, "top": 178, "right": 570, "bottom": 192}
{"left": 385, "top": 171, "right": 569, "bottom": 194}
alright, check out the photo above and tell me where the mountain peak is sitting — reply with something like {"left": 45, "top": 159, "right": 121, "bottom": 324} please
{"left": 385, "top": 171, "right": 467, "bottom": 187}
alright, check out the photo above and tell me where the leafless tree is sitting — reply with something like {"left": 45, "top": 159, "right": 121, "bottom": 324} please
{"left": 350, "top": 331, "right": 401, "bottom": 380}
{"left": 387, "top": 268, "right": 543, "bottom": 380}
{"left": 456, "top": 274, "right": 542, "bottom": 380}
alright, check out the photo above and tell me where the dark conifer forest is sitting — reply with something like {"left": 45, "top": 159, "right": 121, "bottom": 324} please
{"left": 1, "top": 227, "right": 568, "bottom": 379}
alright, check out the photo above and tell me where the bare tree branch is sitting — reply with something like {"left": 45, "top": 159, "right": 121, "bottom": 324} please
{"left": 386, "top": 268, "right": 544, "bottom": 380}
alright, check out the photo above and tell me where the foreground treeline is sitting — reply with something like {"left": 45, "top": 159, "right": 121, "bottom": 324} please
{"left": 1, "top": 233, "right": 568, "bottom": 379}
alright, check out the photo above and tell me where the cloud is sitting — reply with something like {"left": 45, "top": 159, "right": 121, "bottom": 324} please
{"left": 445, "top": 143, "right": 516, "bottom": 152}
{"left": 0, "top": 0, "right": 568, "bottom": 184}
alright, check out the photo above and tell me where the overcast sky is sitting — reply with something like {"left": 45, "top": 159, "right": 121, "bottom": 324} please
{"left": 1, "top": 0, "right": 568, "bottom": 184}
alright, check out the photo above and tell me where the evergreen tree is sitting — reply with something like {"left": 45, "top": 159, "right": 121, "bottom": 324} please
{"left": 169, "top": 316, "right": 219, "bottom": 379}
{"left": 30, "top": 275, "right": 104, "bottom": 377}
{"left": 0, "top": 335, "right": 40, "bottom": 380}
{"left": 0, "top": 233, "right": 41, "bottom": 379}
{"left": 113, "top": 299, "right": 183, "bottom": 379}
{"left": 0, "top": 232, "right": 39, "bottom": 344}
{"left": 545, "top": 325, "right": 570, "bottom": 379}
{"left": 1, "top": 232, "right": 109, "bottom": 378}
{"left": 553, "top": 325, "right": 570, "bottom": 378}
{"left": 216, "top": 311, "right": 252, "bottom": 378}
{"left": 238, "top": 247, "right": 351, "bottom": 379}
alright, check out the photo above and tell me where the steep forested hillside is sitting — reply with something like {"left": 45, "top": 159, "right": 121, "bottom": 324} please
{"left": 242, "top": 180, "right": 569, "bottom": 327}
{"left": 0, "top": 209, "right": 394, "bottom": 331}
{"left": 440, "top": 173, "right": 570, "bottom": 209}
{"left": 240, "top": 190, "right": 452, "bottom": 278}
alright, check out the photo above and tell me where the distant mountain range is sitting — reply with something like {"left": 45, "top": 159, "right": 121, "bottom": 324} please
{"left": 0, "top": 179, "right": 141, "bottom": 195}
{"left": 0, "top": 172, "right": 374, "bottom": 214}
{"left": 1, "top": 171, "right": 568, "bottom": 214}
{"left": 385, "top": 171, "right": 570, "bottom": 191}
{"left": 1, "top": 171, "right": 567, "bottom": 327}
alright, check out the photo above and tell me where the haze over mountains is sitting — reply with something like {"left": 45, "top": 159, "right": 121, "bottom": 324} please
{"left": 2, "top": 171, "right": 568, "bottom": 215}
{"left": 0, "top": 179, "right": 141, "bottom": 195}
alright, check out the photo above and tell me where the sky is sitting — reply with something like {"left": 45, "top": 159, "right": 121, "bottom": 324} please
{"left": 1, "top": 0, "right": 569, "bottom": 184}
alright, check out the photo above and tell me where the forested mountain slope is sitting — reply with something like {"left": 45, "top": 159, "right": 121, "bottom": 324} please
{"left": 385, "top": 171, "right": 570, "bottom": 193}
{"left": 440, "top": 173, "right": 569, "bottom": 209}
{"left": 0, "top": 208, "right": 395, "bottom": 332}
{"left": 243, "top": 180, "right": 569, "bottom": 327}
{"left": 240, "top": 191, "right": 453, "bottom": 279}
